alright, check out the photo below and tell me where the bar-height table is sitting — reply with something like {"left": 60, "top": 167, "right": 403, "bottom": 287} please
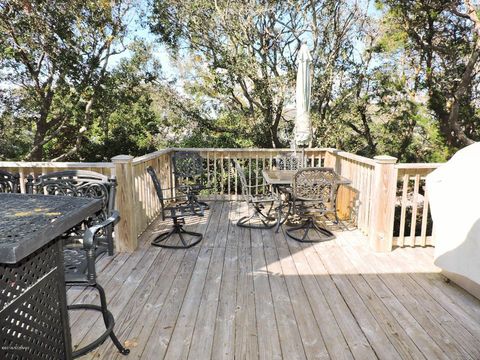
{"left": 0, "top": 193, "right": 102, "bottom": 360}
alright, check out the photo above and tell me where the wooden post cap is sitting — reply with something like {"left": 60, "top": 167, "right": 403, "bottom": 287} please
{"left": 111, "top": 155, "right": 134, "bottom": 163}
{"left": 373, "top": 155, "right": 397, "bottom": 164}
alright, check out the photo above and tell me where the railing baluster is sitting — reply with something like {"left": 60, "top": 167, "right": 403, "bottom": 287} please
{"left": 398, "top": 173, "right": 409, "bottom": 247}
{"left": 255, "top": 154, "right": 259, "bottom": 196}
{"left": 207, "top": 151, "right": 211, "bottom": 191}
{"left": 409, "top": 174, "right": 420, "bottom": 246}
{"left": 420, "top": 188, "right": 429, "bottom": 246}
{"left": 214, "top": 152, "right": 217, "bottom": 201}
{"left": 221, "top": 153, "right": 225, "bottom": 197}
{"left": 227, "top": 153, "right": 231, "bottom": 201}
{"left": 262, "top": 156, "right": 266, "bottom": 194}
{"left": 234, "top": 155, "right": 238, "bottom": 199}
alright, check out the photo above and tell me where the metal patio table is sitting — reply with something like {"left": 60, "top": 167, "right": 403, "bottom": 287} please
{"left": 0, "top": 193, "right": 102, "bottom": 360}
{"left": 262, "top": 169, "right": 351, "bottom": 231}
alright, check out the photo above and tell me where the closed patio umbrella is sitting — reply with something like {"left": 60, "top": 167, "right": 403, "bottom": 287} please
{"left": 294, "top": 42, "right": 312, "bottom": 147}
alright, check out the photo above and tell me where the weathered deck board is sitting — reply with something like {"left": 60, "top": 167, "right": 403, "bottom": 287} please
{"left": 77, "top": 201, "right": 480, "bottom": 360}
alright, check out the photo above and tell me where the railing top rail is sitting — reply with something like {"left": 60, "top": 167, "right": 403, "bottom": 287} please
{"left": 169, "top": 147, "right": 332, "bottom": 153}
{"left": 334, "top": 151, "right": 377, "bottom": 167}
{"left": 132, "top": 149, "right": 174, "bottom": 165}
{"left": 395, "top": 163, "right": 443, "bottom": 169}
{"left": 0, "top": 161, "right": 114, "bottom": 169}
{"left": 131, "top": 147, "right": 333, "bottom": 165}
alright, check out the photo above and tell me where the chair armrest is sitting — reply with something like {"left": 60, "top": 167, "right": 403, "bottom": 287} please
{"left": 83, "top": 210, "right": 120, "bottom": 248}
{"left": 162, "top": 194, "right": 189, "bottom": 203}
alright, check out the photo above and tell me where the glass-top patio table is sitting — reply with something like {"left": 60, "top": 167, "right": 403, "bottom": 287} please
{"left": 262, "top": 168, "right": 351, "bottom": 232}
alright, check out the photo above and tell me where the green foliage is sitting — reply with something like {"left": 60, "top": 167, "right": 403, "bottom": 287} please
{"left": 0, "top": 0, "right": 132, "bottom": 160}
{"left": 377, "top": 0, "right": 480, "bottom": 148}
{"left": 1, "top": 1, "right": 479, "bottom": 163}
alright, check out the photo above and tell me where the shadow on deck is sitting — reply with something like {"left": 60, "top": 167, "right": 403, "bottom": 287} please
{"left": 70, "top": 201, "right": 480, "bottom": 360}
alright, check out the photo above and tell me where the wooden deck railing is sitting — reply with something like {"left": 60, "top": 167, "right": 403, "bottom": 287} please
{"left": 393, "top": 163, "right": 441, "bottom": 247}
{"left": 0, "top": 148, "right": 443, "bottom": 252}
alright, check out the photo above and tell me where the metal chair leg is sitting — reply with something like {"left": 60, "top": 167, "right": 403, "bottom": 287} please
{"left": 95, "top": 284, "right": 130, "bottom": 355}
{"left": 286, "top": 217, "right": 335, "bottom": 242}
{"left": 275, "top": 201, "right": 292, "bottom": 233}
{"left": 237, "top": 210, "right": 276, "bottom": 230}
{"left": 151, "top": 219, "right": 203, "bottom": 249}
{"left": 68, "top": 284, "right": 129, "bottom": 358}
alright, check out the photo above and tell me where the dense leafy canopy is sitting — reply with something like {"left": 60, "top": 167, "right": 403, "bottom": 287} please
{"left": 1, "top": 0, "right": 479, "bottom": 162}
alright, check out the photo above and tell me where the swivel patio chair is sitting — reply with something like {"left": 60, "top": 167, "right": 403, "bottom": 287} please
{"left": 147, "top": 166, "right": 203, "bottom": 249}
{"left": 274, "top": 152, "right": 304, "bottom": 170}
{"left": 0, "top": 170, "right": 20, "bottom": 193}
{"left": 286, "top": 167, "right": 340, "bottom": 242}
{"left": 273, "top": 152, "right": 304, "bottom": 194}
{"left": 27, "top": 170, "right": 117, "bottom": 256}
{"left": 172, "top": 151, "right": 210, "bottom": 215}
{"left": 233, "top": 160, "right": 278, "bottom": 229}
{"left": 64, "top": 211, "right": 130, "bottom": 358}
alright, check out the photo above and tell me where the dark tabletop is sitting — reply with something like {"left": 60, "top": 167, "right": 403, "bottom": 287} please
{"left": 0, "top": 193, "right": 102, "bottom": 264}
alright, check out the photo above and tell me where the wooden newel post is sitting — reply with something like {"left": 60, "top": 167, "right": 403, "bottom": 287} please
{"left": 369, "top": 155, "right": 398, "bottom": 252}
{"left": 112, "top": 155, "right": 137, "bottom": 252}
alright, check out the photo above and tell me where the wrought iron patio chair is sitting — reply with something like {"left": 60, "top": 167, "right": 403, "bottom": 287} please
{"left": 286, "top": 167, "right": 340, "bottom": 242}
{"left": 274, "top": 152, "right": 304, "bottom": 170}
{"left": 233, "top": 160, "right": 278, "bottom": 229}
{"left": 172, "top": 151, "right": 210, "bottom": 214}
{"left": 64, "top": 211, "right": 130, "bottom": 358}
{"left": 271, "top": 153, "right": 305, "bottom": 223}
{"left": 27, "top": 170, "right": 117, "bottom": 256}
{"left": 147, "top": 166, "right": 203, "bottom": 249}
{"left": 274, "top": 152, "right": 305, "bottom": 194}
{"left": 0, "top": 169, "right": 20, "bottom": 193}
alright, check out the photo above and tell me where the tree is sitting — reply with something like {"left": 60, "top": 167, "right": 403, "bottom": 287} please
{"left": 77, "top": 41, "right": 165, "bottom": 161}
{"left": 149, "top": 0, "right": 368, "bottom": 148}
{"left": 378, "top": 0, "right": 480, "bottom": 149}
{"left": 0, "top": 0, "right": 131, "bottom": 160}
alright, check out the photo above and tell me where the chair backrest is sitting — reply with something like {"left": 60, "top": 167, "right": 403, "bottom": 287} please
{"left": 0, "top": 170, "right": 19, "bottom": 193}
{"left": 293, "top": 167, "right": 338, "bottom": 203}
{"left": 172, "top": 151, "right": 204, "bottom": 180}
{"left": 232, "top": 160, "right": 252, "bottom": 203}
{"left": 27, "top": 170, "right": 116, "bottom": 216}
{"left": 146, "top": 166, "right": 165, "bottom": 211}
{"left": 275, "top": 153, "right": 304, "bottom": 170}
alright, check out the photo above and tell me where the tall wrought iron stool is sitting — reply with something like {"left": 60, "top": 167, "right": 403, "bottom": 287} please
{"left": 64, "top": 211, "right": 130, "bottom": 358}
{"left": 27, "top": 170, "right": 117, "bottom": 256}
{"left": 26, "top": 170, "right": 129, "bottom": 357}
{"left": 172, "top": 151, "right": 210, "bottom": 215}
{"left": 286, "top": 167, "right": 340, "bottom": 242}
{"left": 147, "top": 166, "right": 203, "bottom": 249}
{"left": 233, "top": 160, "right": 278, "bottom": 229}
{"left": 0, "top": 169, "right": 20, "bottom": 193}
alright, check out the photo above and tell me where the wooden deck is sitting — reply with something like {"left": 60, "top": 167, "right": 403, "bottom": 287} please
{"left": 71, "top": 201, "right": 480, "bottom": 360}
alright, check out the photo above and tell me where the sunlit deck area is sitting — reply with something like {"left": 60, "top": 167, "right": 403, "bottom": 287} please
{"left": 69, "top": 201, "right": 480, "bottom": 360}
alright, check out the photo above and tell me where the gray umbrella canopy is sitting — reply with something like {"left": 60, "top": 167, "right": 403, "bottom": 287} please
{"left": 294, "top": 42, "right": 312, "bottom": 146}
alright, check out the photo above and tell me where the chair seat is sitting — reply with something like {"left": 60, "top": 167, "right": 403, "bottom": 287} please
{"left": 63, "top": 246, "right": 107, "bottom": 283}
{"left": 64, "top": 248, "right": 88, "bottom": 283}
{"left": 164, "top": 202, "right": 203, "bottom": 219}
{"left": 251, "top": 193, "right": 277, "bottom": 204}
{"left": 178, "top": 184, "right": 206, "bottom": 192}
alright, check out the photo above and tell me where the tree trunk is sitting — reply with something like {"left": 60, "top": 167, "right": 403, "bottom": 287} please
{"left": 30, "top": 119, "right": 46, "bottom": 161}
